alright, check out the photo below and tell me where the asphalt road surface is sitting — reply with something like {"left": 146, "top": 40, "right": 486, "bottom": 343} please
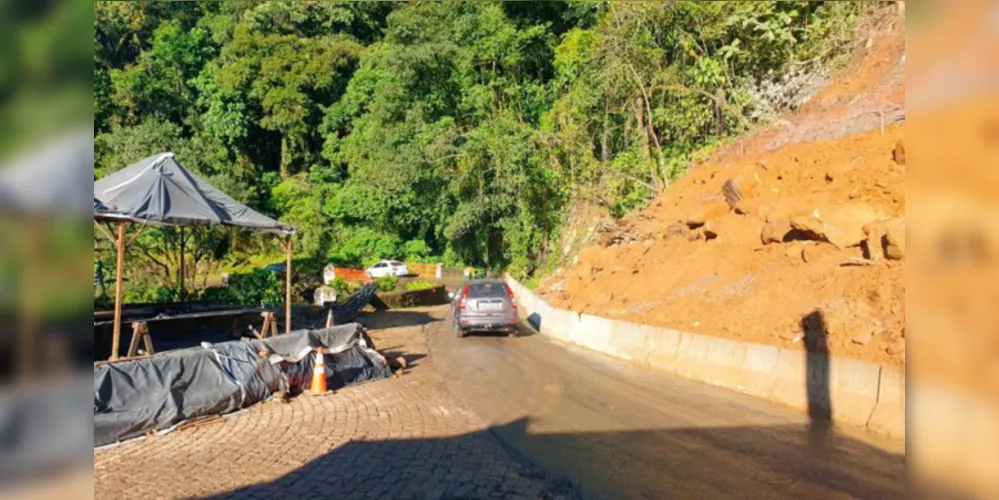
{"left": 428, "top": 308, "right": 906, "bottom": 499}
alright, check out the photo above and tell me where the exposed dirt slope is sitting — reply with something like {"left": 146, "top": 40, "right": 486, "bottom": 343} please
{"left": 538, "top": 17, "right": 906, "bottom": 367}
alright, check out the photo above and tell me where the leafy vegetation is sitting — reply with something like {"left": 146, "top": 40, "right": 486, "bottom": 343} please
{"left": 404, "top": 279, "right": 439, "bottom": 292}
{"left": 204, "top": 268, "right": 283, "bottom": 306}
{"left": 329, "top": 276, "right": 364, "bottom": 298}
{"left": 373, "top": 276, "right": 398, "bottom": 293}
{"left": 95, "top": 1, "right": 869, "bottom": 291}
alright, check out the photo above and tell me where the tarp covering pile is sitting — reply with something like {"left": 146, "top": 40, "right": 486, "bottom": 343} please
{"left": 94, "top": 323, "right": 391, "bottom": 447}
{"left": 94, "top": 152, "right": 293, "bottom": 234}
{"left": 332, "top": 283, "right": 378, "bottom": 324}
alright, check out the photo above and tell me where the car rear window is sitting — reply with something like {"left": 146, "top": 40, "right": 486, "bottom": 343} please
{"left": 467, "top": 283, "right": 509, "bottom": 298}
{"left": 391, "top": 261, "right": 404, "bottom": 266}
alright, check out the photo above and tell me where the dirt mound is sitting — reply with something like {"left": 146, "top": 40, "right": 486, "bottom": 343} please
{"left": 539, "top": 124, "right": 905, "bottom": 367}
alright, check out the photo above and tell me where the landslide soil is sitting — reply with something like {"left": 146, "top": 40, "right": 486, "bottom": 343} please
{"left": 539, "top": 126, "right": 905, "bottom": 367}
{"left": 538, "top": 15, "right": 907, "bottom": 367}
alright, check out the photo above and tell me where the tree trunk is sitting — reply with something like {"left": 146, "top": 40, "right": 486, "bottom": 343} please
{"left": 627, "top": 65, "right": 665, "bottom": 190}
{"left": 634, "top": 96, "right": 660, "bottom": 192}
{"left": 601, "top": 95, "right": 611, "bottom": 165}
{"left": 280, "top": 136, "right": 290, "bottom": 179}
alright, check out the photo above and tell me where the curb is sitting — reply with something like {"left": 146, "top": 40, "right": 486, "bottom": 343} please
{"left": 504, "top": 275, "right": 904, "bottom": 442}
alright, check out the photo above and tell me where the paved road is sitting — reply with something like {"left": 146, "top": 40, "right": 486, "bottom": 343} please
{"left": 429, "top": 309, "right": 906, "bottom": 499}
{"left": 94, "top": 308, "right": 576, "bottom": 499}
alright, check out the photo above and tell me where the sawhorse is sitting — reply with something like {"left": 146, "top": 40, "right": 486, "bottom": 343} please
{"left": 126, "top": 321, "right": 155, "bottom": 358}
{"left": 251, "top": 311, "right": 280, "bottom": 339}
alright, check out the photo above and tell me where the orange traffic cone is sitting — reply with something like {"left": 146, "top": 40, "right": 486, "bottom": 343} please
{"left": 310, "top": 347, "right": 328, "bottom": 394}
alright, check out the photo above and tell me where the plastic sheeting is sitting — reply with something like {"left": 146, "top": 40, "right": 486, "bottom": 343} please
{"left": 94, "top": 323, "right": 391, "bottom": 447}
{"left": 331, "top": 283, "right": 378, "bottom": 324}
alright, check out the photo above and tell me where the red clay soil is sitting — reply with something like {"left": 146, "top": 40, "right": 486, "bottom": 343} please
{"left": 539, "top": 125, "right": 905, "bottom": 367}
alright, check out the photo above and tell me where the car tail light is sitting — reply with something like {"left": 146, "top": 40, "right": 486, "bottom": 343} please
{"left": 458, "top": 285, "right": 470, "bottom": 311}
{"left": 504, "top": 284, "right": 517, "bottom": 310}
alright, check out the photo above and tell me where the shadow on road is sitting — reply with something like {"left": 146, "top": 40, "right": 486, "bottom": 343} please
{"left": 381, "top": 351, "right": 428, "bottom": 369}
{"left": 802, "top": 309, "right": 833, "bottom": 447}
{"left": 356, "top": 309, "right": 439, "bottom": 330}
{"left": 527, "top": 312, "right": 542, "bottom": 331}
{"left": 458, "top": 323, "right": 538, "bottom": 339}
{"left": 200, "top": 416, "right": 906, "bottom": 499}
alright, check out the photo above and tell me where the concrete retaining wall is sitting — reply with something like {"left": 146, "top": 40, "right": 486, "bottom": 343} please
{"left": 504, "top": 275, "right": 904, "bottom": 442}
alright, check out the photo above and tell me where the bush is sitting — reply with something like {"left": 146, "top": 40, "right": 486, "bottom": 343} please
{"left": 404, "top": 279, "right": 437, "bottom": 292}
{"left": 330, "top": 276, "right": 363, "bottom": 297}
{"left": 197, "top": 286, "right": 235, "bottom": 304}
{"left": 374, "top": 275, "right": 398, "bottom": 292}
{"left": 122, "top": 274, "right": 178, "bottom": 304}
{"left": 226, "top": 268, "right": 283, "bottom": 306}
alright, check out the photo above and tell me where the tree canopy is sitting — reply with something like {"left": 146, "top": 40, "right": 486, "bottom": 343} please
{"left": 95, "top": 1, "right": 865, "bottom": 278}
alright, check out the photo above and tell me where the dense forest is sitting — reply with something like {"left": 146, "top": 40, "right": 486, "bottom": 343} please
{"left": 95, "top": 1, "right": 868, "bottom": 287}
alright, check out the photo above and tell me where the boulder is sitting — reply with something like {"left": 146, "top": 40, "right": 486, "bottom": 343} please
{"left": 863, "top": 222, "right": 887, "bottom": 262}
{"left": 863, "top": 217, "right": 905, "bottom": 260}
{"left": 883, "top": 217, "right": 906, "bottom": 260}
{"left": 892, "top": 140, "right": 905, "bottom": 165}
{"left": 722, "top": 168, "right": 763, "bottom": 209}
{"left": 790, "top": 203, "right": 886, "bottom": 249}
{"left": 761, "top": 220, "right": 791, "bottom": 245}
{"left": 686, "top": 200, "right": 730, "bottom": 228}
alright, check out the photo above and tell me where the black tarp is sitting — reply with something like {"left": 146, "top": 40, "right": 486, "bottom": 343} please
{"left": 94, "top": 152, "right": 294, "bottom": 234}
{"left": 331, "top": 283, "right": 378, "bottom": 324}
{"left": 94, "top": 323, "right": 391, "bottom": 447}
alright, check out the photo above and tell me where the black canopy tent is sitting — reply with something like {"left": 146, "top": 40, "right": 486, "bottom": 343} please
{"left": 94, "top": 152, "right": 296, "bottom": 360}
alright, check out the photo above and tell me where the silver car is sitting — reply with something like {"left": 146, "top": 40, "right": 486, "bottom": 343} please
{"left": 452, "top": 279, "right": 518, "bottom": 338}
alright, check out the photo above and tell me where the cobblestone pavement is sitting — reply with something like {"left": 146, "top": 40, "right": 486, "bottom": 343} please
{"left": 94, "top": 307, "right": 576, "bottom": 499}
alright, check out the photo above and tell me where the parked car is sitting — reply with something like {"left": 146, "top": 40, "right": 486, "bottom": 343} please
{"left": 366, "top": 260, "right": 409, "bottom": 278}
{"left": 452, "top": 279, "right": 518, "bottom": 338}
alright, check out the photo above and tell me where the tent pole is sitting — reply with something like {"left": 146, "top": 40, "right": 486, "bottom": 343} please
{"left": 111, "top": 221, "right": 126, "bottom": 361}
{"left": 178, "top": 226, "right": 185, "bottom": 302}
{"left": 286, "top": 235, "right": 293, "bottom": 334}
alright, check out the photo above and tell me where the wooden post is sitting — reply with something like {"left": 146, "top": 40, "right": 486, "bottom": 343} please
{"left": 111, "top": 221, "right": 126, "bottom": 361}
{"left": 285, "top": 235, "right": 293, "bottom": 334}
{"left": 178, "top": 227, "right": 185, "bottom": 302}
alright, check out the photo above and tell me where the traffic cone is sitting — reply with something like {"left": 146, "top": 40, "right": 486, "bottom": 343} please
{"left": 310, "top": 347, "right": 328, "bottom": 394}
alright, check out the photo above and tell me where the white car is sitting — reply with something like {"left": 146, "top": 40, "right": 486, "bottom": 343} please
{"left": 366, "top": 260, "right": 409, "bottom": 278}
